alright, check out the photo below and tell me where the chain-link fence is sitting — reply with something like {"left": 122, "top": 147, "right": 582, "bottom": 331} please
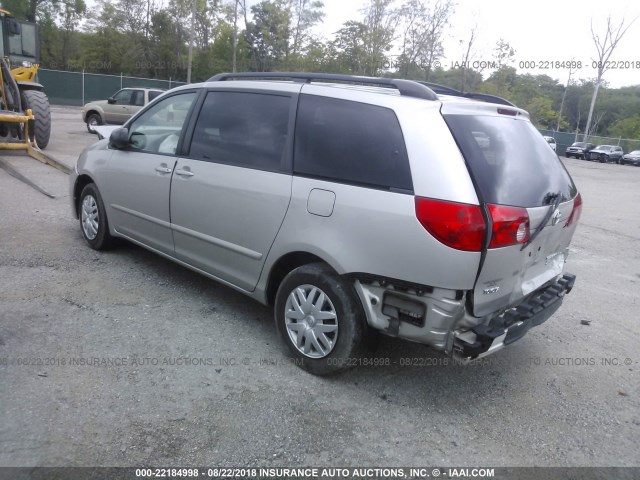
{"left": 538, "top": 129, "right": 640, "bottom": 157}
{"left": 38, "top": 69, "right": 186, "bottom": 107}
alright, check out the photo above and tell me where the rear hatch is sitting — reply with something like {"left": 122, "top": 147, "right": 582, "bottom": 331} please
{"left": 442, "top": 102, "right": 580, "bottom": 317}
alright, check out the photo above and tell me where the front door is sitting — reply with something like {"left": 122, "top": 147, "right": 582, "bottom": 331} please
{"left": 100, "top": 91, "right": 198, "bottom": 255}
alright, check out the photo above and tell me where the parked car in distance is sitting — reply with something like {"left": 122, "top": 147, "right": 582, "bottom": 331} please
{"left": 82, "top": 87, "right": 165, "bottom": 133}
{"left": 620, "top": 150, "right": 640, "bottom": 166}
{"left": 543, "top": 136, "right": 556, "bottom": 152}
{"left": 70, "top": 72, "right": 581, "bottom": 375}
{"left": 565, "top": 142, "right": 595, "bottom": 159}
{"left": 587, "top": 145, "right": 624, "bottom": 163}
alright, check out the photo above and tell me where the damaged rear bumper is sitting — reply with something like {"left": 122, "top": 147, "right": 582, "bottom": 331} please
{"left": 454, "top": 274, "right": 576, "bottom": 360}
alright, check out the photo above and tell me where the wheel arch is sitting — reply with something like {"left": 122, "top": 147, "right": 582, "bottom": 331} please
{"left": 264, "top": 251, "right": 334, "bottom": 306}
{"left": 16, "top": 81, "right": 45, "bottom": 92}
{"left": 85, "top": 109, "right": 104, "bottom": 121}
{"left": 73, "top": 174, "right": 96, "bottom": 218}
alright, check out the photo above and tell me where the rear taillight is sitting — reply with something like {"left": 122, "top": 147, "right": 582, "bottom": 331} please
{"left": 415, "top": 198, "right": 532, "bottom": 250}
{"left": 415, "top": 197, "right": 486, "bottom": 251}
{"left": 564, "top": 193, "right": 582, "bottom": 228}
{"left": 487, "top": 204, "right": 530, "bottom": 248}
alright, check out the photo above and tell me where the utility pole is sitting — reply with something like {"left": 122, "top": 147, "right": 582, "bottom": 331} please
{"left": 187, "top": 0, "right": 196, "bottom": 83}
{"left": 232, "top": 0, "right": 238, "bottom": 72}
{"left": 556, "top": 64, "right": 573, "bottom": 132}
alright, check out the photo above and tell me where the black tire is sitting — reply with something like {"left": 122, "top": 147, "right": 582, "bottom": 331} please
{"left": 78, "top": 183, "right": 114, "bottom": 250}
{"left": 86, "top": 112, "right": 103, "bottom": 133}
{"left": 274, "top": 263, "right": 369, "bottom": 375}
{"left": 599, "top": 154, "right": 605, "bottom": 163}
{"left": 21, "top": 89, "right": 51, "bottom": 149}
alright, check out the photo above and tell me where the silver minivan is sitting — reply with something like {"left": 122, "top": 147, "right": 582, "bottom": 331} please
{"left": 70, "top": 73, "right": 581, "bottom": 375}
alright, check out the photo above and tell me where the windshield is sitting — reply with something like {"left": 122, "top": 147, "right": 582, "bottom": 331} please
{"left": 571, "top": 142, "right": 587, "bottom": 147}
{"left": 444, "top": 114, "right": 577, "bottom": 207}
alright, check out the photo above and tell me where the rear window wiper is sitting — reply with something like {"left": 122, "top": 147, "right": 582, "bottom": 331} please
{"left": 520, "top": 192, "right": 562, "bottom": 251}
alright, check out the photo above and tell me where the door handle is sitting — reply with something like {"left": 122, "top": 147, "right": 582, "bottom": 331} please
{"left": 155, "top": 165, "right": 172, "bottom": 174}
{"left": 175, "top": 168, "right": 194, "bottom": 177}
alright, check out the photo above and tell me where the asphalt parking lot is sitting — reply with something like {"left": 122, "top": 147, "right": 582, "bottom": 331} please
{"left": 0, "top": 106, "right": 639, "bottom": 469}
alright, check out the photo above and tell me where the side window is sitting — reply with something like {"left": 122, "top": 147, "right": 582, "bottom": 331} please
{"left": 148, "top": 90, "right": 163, "bottom": 102}
{"left": 188, "top": 91, "right": 290, "bottom": 171}
{"left": 294, "top": 95, "right": 412, "bottom": 191}
{"left": 112, "top": 89, "right": 133, "bottom": 105}
{"left": 127, "top": 92, "right": 197, "bottom": 155}
{"left": 131, "top": 90, "right": 145, "bottom": 106}
{"left": 20, "top": 23, "right": 37, "bottom": 57}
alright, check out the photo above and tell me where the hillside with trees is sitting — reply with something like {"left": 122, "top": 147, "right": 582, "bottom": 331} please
{"left": 4, "top": 0, "right": 640, "bottom": 138}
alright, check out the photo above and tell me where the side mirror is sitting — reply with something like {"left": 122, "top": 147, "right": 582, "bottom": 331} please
{"left": 109, "top": 128, "right": 130, "bottom": 149}
{"left": 107, "top": 98, "right": 116, "bottom": 104}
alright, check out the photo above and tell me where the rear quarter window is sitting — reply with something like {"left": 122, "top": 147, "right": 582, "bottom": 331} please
{"left": 294, "top": 95, "right": 412, "bottom": 192}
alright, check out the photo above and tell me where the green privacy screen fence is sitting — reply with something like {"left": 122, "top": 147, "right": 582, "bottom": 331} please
{"left": 38, "top": 69, "right": 186, "bottom": 107}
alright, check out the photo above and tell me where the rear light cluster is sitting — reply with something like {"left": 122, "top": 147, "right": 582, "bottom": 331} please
{"left": 564, "top": 193, "right": 582, "bottom": 228}
{"left": 415, "top": 197, "right": 531, "bottom": 252}
{"left": 487, "top": 204, "right": 530, "bottom": 248}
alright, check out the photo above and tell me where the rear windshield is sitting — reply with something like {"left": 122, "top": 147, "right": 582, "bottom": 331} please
{"left": 444, "top": 115, "right": 577, "bottom": 207}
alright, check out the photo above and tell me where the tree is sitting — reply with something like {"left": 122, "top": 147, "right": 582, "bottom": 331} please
{"left": 493, "top": 38, "right": 515, "bottom": 69}
{"left": 245, "top": 0, "right": 292, "bottom": 71}
{"left": 329, "top": 20, "right": 369, "bottom": 74}
{"left": 361, "top": 0, "right": 398, "bottom": 76}
{"left": 289, "top": 0, "right": 324, "bottom": 57}
{"left": 418, "top": 0, "right": 453, "bottom": 81}
{"left": 58, "top": 0, "right": 87, "bottom": 66}
{"left": 527, "top": 97, "right": 559, "bottom": 129}
{"left": 608, "top": 116, "right": 640, "bottom": 139}
{"left": 397, "top": 0, "right": 453, "bottom": 81}
{"left": 584, "top": 15, "right": 636, "bottom": 139}
{"left": 458, "top": 23, "right": 478, "bottom": 91}
{"left": 556, "top": 62, "right": 576, "bottom": 131}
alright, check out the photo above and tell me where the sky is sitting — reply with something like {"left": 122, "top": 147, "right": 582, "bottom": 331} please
{"left": 313, "top": 0, "right": 640, "bottom": 88}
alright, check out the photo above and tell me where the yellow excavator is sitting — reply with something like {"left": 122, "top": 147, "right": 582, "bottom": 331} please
{"left": 0, "top": 8, "right": 70, "bottom": 196}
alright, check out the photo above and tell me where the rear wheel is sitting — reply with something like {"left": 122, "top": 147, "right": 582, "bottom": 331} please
{"left": 274, "top": 263, "right": 369, "bottom": 375}
{"left": 21, "top": 89, "right": 51, "bottom": 149}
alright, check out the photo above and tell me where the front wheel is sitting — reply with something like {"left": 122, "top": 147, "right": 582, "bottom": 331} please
{"left": 86, "top": 113, "right": 103, "bottom": 133}
{"left": 21, "top": 90, "right": 51, "bottom": 149}
{"left": 274, "top": 263, "right": 369, "bottom": 375}
{"left": 78, "top": 183, "right": 114, "bottom": 250}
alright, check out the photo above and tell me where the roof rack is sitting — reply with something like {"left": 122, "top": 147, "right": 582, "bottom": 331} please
{"left": 208, "top": 72, "right": 439, "bottom": 101}
{"left": 418, "top": 81, "right": 516, "bottom": 107}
